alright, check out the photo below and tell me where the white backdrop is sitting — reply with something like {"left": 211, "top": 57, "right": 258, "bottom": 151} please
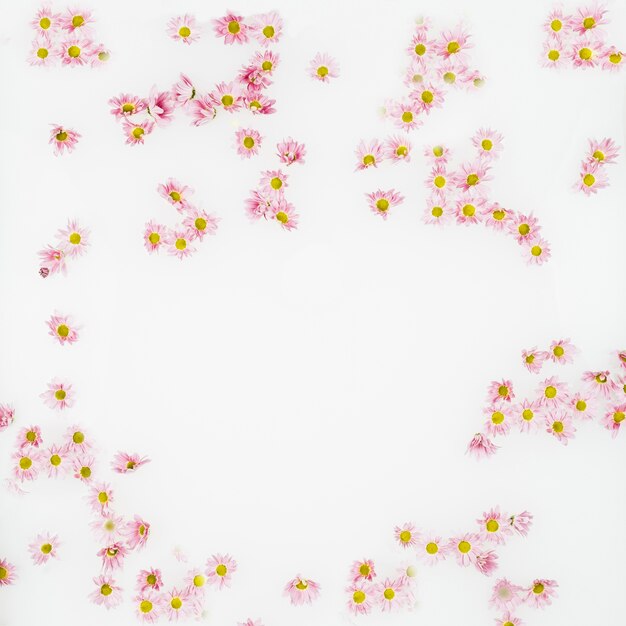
{"left": 1, "top": 0, "right": 625, "bottom": 625}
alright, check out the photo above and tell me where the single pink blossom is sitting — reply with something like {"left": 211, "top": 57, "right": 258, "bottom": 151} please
{"left": 467, "top": 432, "right": 498, "bottom": 459}
{"left": 59, "top": 8, "right": 94, "bottom": 34}
{"left": 250, "top": 11, "right": 283, "bottom": 46}
{"left": 546, "top": 412, "right": 576, "bottom": 445}
{"left": 98, "top": 542, "right": 127, "bottom": 572}
{"left": 40, "top": 378, "right": 74, "bottom": 410}
{"left": 514, "top": 399, "right": 543, "bottom": 433}
{"left": 147, "top": 87, "right": 175, "bottom": 126}
{"left": 213, "top": 12, "right": 249, "bottom": 45}
{"left": 490, "top": 578, "right": 524, "bottom": 611}
{"left": 484, "top": 404, "right": 513, "bottom": 437}
{"left": 448, "top": 533, "right": 484, "bottom": 566}
{"left": 189, "top": 94, "right": 217, "bottom": 126}
{"left": 346, "top": 582, "right": 374, "bottom": 614}
{"left": 47, "top": 313, "right": 79, "bottom": 345}
{"left": 111, "top": 451, "right": 151, "bottom": 473}
{"left": 73, "top": 455, "right": 95, "bottom": 482}
{"left": 508, "top": 212, "right": 541, "bottom": 244}
{"left": 309, "top": 52, "right": 339, "bottom": 82}
{"left": 32, "top": 6, "right": 60, "bottom": 34}
{"left": 56, "top": 219, "right": 89, "bottom": 257}
{"left": 477, "top": 507, "right": 513, "bottom": 544}
{"left": 135, "top": 590, "right": 163, "bottom": 622}
{"left": 0, "top": 558, "right": 17, "bottom": 586}
{"left": 206, "top": 554, "right": 237, "bottom": 589}
{"left": 57, "top": 37, "right": 93, "bottom": 66}
{"left": 182, "top": 208, "right": 219, "bottom": 241}
{"left": 524, "top": 578, "right": 558, "bottom": 608}
{"left": 124, "top": 516, "right": 151, "bottom": 550}
{"left": 29, "top": 532, "right": 60, "bottom": 565}
{"left": 366, "top": 189, "right": 404, "bottom": 220}
{"left": 122, "top": 119, "right": 154, "bottom": 146}
{"left": 549, "top": 338, "right": 577, "bottom": 364}
{"left": 108, "top": 93, "right": 148, "bottom": 119}
{"left": 277, "top": 137, "right": 306, "bottom": 166}
{"left": 284, "top": 575, "right": 320, "bottom": 605}
{"left": 235, "top": 128, "right": 263, "bottom": 158}
{"left": 415, "top": 534, "right": 449, "bottom": 564}
{"left": 49, "top": 124, "right": 80, "bottom": 155}
{"left": 521, "top": 347, "right": 548, "bottom": 373}
{"left": 602, "top": 403, "right": 626, "bottom": 437}
{"left": 144, "top": 222, "right": 168, "bottom": 254}
{"left": 90, "top": 575, "right": 123, "bottom": 609}
{"left": 394, "top": 522, "right": 418, "bottom": 549}
{"left": 375, "top": 576, "right": 409, "bottom": 611}
{"left": 17, "top": 425, "right": 43, "bottom": 449}
{"left": 350, "top": 559, "right": 376, "bottom": 582}
{"left": 167, "top": 14, "right": 200, "bottom": 44}
{"left": 88, "top": 482, "right": 114, "bottom": 513}
{"left": 44, "top": 444, "right": 71, "bottom": 478}
{"left": 587, "top": 138, "right": 619, "bottom": 164}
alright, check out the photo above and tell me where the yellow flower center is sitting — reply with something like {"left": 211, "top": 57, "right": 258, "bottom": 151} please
{"left": 193, "top": 574, "right": 205, "bottom": 587}
{"left": 553, "top": 346, "right": 564, "bottom": 357}
{"left": 384, "top": 588, "right": 395, "bottom": 600}
{"left": 0, "top": 567, "right": 7, "bottom": 579}
{"left": 249, "top": 100, "right": 261, "bottom": 110}
{"left": 545, "top": 386, "right": 557, "bottom": 399}
{"left": 295, "top": 579, "right": 308, "bottom": 590}
{"left": 575, "top": 400, "right": 587, "bottom": 411}
{"left": 426, "top": 541, "right": 439, "bottom": 554}
{"left": 583, "top": 16, "right": 595, "bottom": 29}
{"left": 41, "top": 543, "right": 52, "bottom": 554}
{"left": 194, "top": 218, "right": 207, "bottom": 231}
{"left": 498, "top": 385, "right": 509, "bottom": 397}
{"left": 126, "top": 461, "right": 135, "bottom": 469}
{"left": 396, "top": 145, "right": 408, "bottom": 157}
{"left": 80, "top": 466, "right": 91, "bottom": 478}
{"left": 263, "top": 25, "right": 275, "bottom": 38}
{"left": 431, "top": 206, "right": 443, "bottom": 217}
{"left": 526, "top": 354, "right": 535, "bottom": 363}
{"left": 595, "top": 373, "right": 607, "bottom": 383}
{"left": 610, "top": 53, "right": 622, "bottom": 64}
{"left": 146, "top": 573, "right": 157, "bottom": 585}
{"left": 216, "top": 564, "right": 227, "bottom": 577}
{"left": 221, "top": 95, "right": 234, "bottom": 107}
{"left": 179, "top": 26, "right": 191, "bottom": 38}
{"left": 401, "top": 111, "right": 413, "bottom": 123}
{"left": 122, "top": 103, "right": 135, "bottom": 113}
{"left": 614, "top": 412, "right": 625, "bottom": 423}
{"left": 132, "top": 127, "right": 144, "bottom": 139}
{"left": 353, "top": 590, "right": 366, "bottom": 604}
{"left": 406, "top": 565, "right": 417, "bottom": 577}
{"left": 50, "top": 454, "right": 61, "bottom": 466}
{"left": 98, "top": 491, "right": 108, "bottom": 503}
{"left": 243, "top": 136, "right": 255, "bottom": 149}
{"left": 518, "top": 223, "right": 530, "bottom": 236}
{"left": 443, "top": 71, "right": 456, "bottom": 83}
{"left": 363, "top": 154, "right": 375, "bottom": 166}
{"left": 359, "top": 564, "right": 370, "bottom": 576}
{"left": 533, "top": 583, "right": 545, "bottom": 594}
{"left": 376, "top": 199, "right": 390, "bottom": 212}
{"left": 73, "top": 431, "right": 84, "bottom": 444}
{"left": 69, "top": 232, "right": 81, "bottom": 245}
{"left": 57, "top": 324, "right": 70, "bottom": 337}
{"left": 548, "top": 49, "right": 560, "bottom": 61}
{"left": 531, "top": 245, "right": 542, "bottom": 257}
{"left": 415, "top": 43, "right": 426, "bottom": 56}
{"left": 504, "top": 622, "right": 515, "bottom": 626}
{"left": 72, "top": 15, "right": 84, "bottom": 28}
{"left": 434, "top": 175, "right": 446, "bottom": 188}
{"left": 522, "top": 409, "right": 534, "bottom": 421}
{"left": 317, "top": 65, "right": 329, "bottom": 77}
{"left": 139, "top": 525, "right": 146, "bottom": 535}
{"left": 171, "top": 597, "right": 182, "bottom": 610}
{"left": 552, "top": 421, "right": 564, "bottom": 433}
{"left": 421, "top": 90, "right": 433, "bottom": 104}
{"left": 593, "top": 150, "right": 605, "bottom": 161}
{"left": 262, "top": 61, "right": 273, "bottom": 71}
{"left": 37, "top": 48, "right": 49, "bottom": 59}
{"left": 106, "top": 548, "right": 118, "bottom": 557}
{"left": 579, "top": 47, "right": 592, "bottom": 60}
{"left": 493, "top": 210, "right": 505, "bottom": 220}
{"left": 169, "top": 190, "right": 181, "bottom": 202}
{"left": 458, "top": 540, "right": 471, "bottom": 553}
{"left": 228, "top": 20, "right": 240, "bottom": 34}
{"left": 98, "top": 51, "right": 110, "bottom": 62}
{"left": 276, "top": 211, "right": 289, "bottom": 224}
{"left": 20, "top": 456, "right": 32, "bottom": 470}
{"left": 447, "top": 41, "right": 460, "bottom": 54}
{"left": 175, "top": 238, "right": 187, "bottom": 251}
{"left": 486, "top": 519, "right": 499, "bottom": 533}
{"left": 104, "top": 520, "right": 115, "bottom": 531}
{"left": 68, "top": 45, "right": 81, "bottom": 58}
{"left": 462, "top": 204, "right": 475, "bottom": 217}
{"left": 400, "top": 530, "right": 412, "bottom": 543}
{"left": 492, "top": 411, "right": 504, "bottom": 424}
{"left": 101, "top": 584, "right": 112, "bottom": 596}
{"left": 40, "top": 17, "right": 51, "bottom": 29}
{"left": 148, "top": 233, "right": 160, "bottom": 244}
{"left": 481, "top": 139, "right": 493, "bottom": 151}
{"left": 433, "top": 146, "right": 443, "bottom": 157}
{"left": 583, "top": 173, "right": 595, "bottom": 187}
{"left": 56, "top": 132, "right": 68, "bottom": 142}
{"left": 140, "top": 600, "right": 153, "bottom": 613}
{"left": 466, "top": 174, "right": 479, "bottom": 186}
{"left": 27, "top": 431, "right": 36, "bottom": 442}
{"left": 551, "top": 19, "right": 562, "bottom": 31}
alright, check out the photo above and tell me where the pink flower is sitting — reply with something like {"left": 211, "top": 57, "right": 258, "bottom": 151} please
{"left": 436, "top": 60, "right": 469, "bottom": 87}
{"left": 209, "top": 81, "right": 243, "bottom": 112}
{"left": 235, "top": 128, "right": 263, "bottom": 158}
{"left": 544, "top": 8, "right": 570, "bottom": 36}
{"left": 407, "top": 30, "right": 435, "bottom": 64}
{"left": 135, "top": 590, "right": 163, "bottom": 622}
{"left": 538, "top": 376, "right": 569, "bottom": 407}
{"left": 136, "top": 568, "right": 164, "bottom": 593}
{"left": 394, "top": 522, "right": 418, "bottom": 548}
{"left": 490, "top": 578, "right": 524, "bottom": 611}
{"left": 189, "top": 94, "right": 217, "bottom": 125}
{"left": 29, "top": 532, "right": 60, "bottom": 565}
{"left": 43, "top": 444, "right": 71, "bottom": 478}
{"left": 56, "top": 219, "right": 89, "bottom": 256}
{"left": 389, "top": 100, "right": 422, "bottom": 131}
{"left": 570, "top": 392, "right": 595, "bottom": 420}
{"left": 514, "top": 399, "right": 543, "bottom": 433}
{"left": 495, "top": 612, "right": 525, "bottom": 626}
{"left": 375, "top": 577, "right": 408, "bottom": 611}
{"left": 122, "top": 119, "right": 154, "bottom": 146}
{"left": 454, "top": 161, "right": 492, "bottom": 194}
{"left": 147, "top": 87, "right": 175, "bottom": 126}
{"left": 284, "top": 575, "right": 321, "bottom": 605}
{"left": 124, "top": 516, "right": 151, "bottom": 550}
{"left": 415, "top": 535, "right": 448, "bottom": 564}
{"left": 167, "top": 229, "right": 196, "bottom": 259}
{"left": 526, "top": 238, "right": 551, "bottom": 265}
{"left": 98, "top": 543, "right": 127, "bottom": 571}
{"left": 144, "top": 222, "right": 168, "bottom": 254}
{"left": 271, "top": 199, "right": 299, "bottom": 231}
{"left": 90, "top": 44, "right": 110, "bottom": 66}
{"left": 88, "top": 482, "right": 114, "bottom": 513}
{"left": 0, "top": 559, "right": 17, "bottom": 586}
{"left": 346, "top": 582, "right": 374, "bottom": 614}
{"left": 463, "top": 69, "right": 486, "bottom": 89}
{"left": 73, "top": 455, "right": 95, "bottom": 482}
{"left": 549, "top": 338, "right": 577, "bottom": 364}
{"left": 206, "top": 554, "right": 237, "bottom": 589}
{"left": 40, "top": 378, "right": 74, "bottom": 410}
{"left": 90, "top": 575, "right": 122, "bottom": 609}
{"left": 251, "top": 11, "right": 283, "bottom": 46}
{"left": 570, "top": 4, "right": 608, "bottom": 35}
{"left": 602, "top": 46, "right": 624, "bottom": 71}
{"left": 157, "top": 178, "right": 193, "bottom": 211}
{"left": 521, "top": 347, "right": 548, "bottom": 373}
{"left": 467, "top": 432, "right": 498, "bottom": 459}
{"left": 32, "top": 6, "right": 60, "bottom": 34}
{"left": 570, "top": 39, "right": 605, "bottom": 68}
{"left": 448, "top": 533, "right": 484, "bottom": 566}
{"left": 13, "top": 449, "right": 42, "bottom": 482}
{"left": 350, "top": 558, "right": 376, "bottom": 582}
{"left": 57, "top": 37, "right": 93, "bottom": 66}
{"left": 587, "top": 138, "right": 620, "bottom": 165}
{"left": 475, "top": 550, "right": 499, "bottom": 576}
{"left": 436, "top": 25, "right": 473, "bottom": 60}
{"left": 111, "top": 451, "right": 151, "bottom": 473}
{"left": 355, "top": 139, "right": 384, "bottom": 170}
{"left": 488, "top": 379, "right": 515, "bottom": 403}
{"left": 185, "top": 568, "right": 207, "bottom": 595}
{"left": 384, "top": 135, "right": 412, "bottom": 162}
{"left": 481, "top": 202, "right": 511, "bottom": 231}
{"left": 617, "top": 350, "right": 626, "bottom": 370}
{"left": 582, "top": 369, "right": 617, "bottom": 398}
{"left": 164, "top": 587, "right": 197, "bottom": 620}
{"left": 260, "top": 169, "right": 288, "bottom": 194}
{"left": 542, "top": 40, "right": 565, "bottom": 69}
{"left": 238, "top": 620, "right": 264, "bottom": 626}
{"left": 309, "top": 53, "right": 339, "bottom": 82}
{"left": 28, "top": 35, "right": 54, "bottom": 66}
{"left": 472, "top": 128, "right": 504, "bottom": 159}
{"left": 171, "top": 74, "right": 196, "bottom": 107}
{"left": 65, "top": 424, "right": 91, "bottom": 454}
{"left": 508, "top": 213, "right": 541, "bottom": 244}
{"left": 213, "top": 12, "right": 249, "bottom": 44}
{"left": 108, "top": 93, "right": 148, "bottom": 119}
{"left": 424, "top": 143, "right": 451, "bottom": 164}
{"left": 38, "top": 245, "right": 67, "bottom": 277}
{"left": 546, "top": 412, "right": 576, "bottom": 444}
{"left": 90, "top": 514, "right": 124, "bottom": 544}
{"left": 524, "top": 578, "right": 558, "bottom": 608}
{"left": 245, "top": 189, "right": 272, "bottom": 219}
{"left": 423, "top": 197, "right": 451, "bottom": 225}
{"left": 182, "top": 208, "right": 219, "bottom": 241}
{"left": 366, "top": 189, "right": 404, "bottom": 220}
{"left": 18, "top": 425, "right": 43, "bottom": 449}
{"left": 49, "top": 124, "right": 80, "bottom": 155}
{"left": 425, "top": 163, "right": 450, "bottom": 195}
{"left": 0, "top": 404, "right": 15, "bottom": 431}
{"left": 576, "top": 161, "right": 609, "bottom": 195}
{"left": 47, "top": 313, "right": 79, "bottom": 345}
{"left": 411, "top": 83, "right": 445, "bottom": 113}
{"left": 277, "top": 137, "right": 306, "bottom": 166}
{"left": 602, "top": 403, "right": 626, "bottom": 437}
{"left": 244, "top": 91, "right": 276, "bottom": 115}
{"left": 484, "top": 404, "right": 513, "bottom": 437}
{"left": 59, "top": 8, "right": 94, "bottom": 33}
{"left": 251, "top": 50, "right": 280, "bottom": 76}
{"left": 455, "top": 196, "right": 486, "bottom": 225}
{"left": 478, "top": 507, "right": 513, "bottom": 544}
{"left": 167, "top": 14, "right": 200, "bottom": 44}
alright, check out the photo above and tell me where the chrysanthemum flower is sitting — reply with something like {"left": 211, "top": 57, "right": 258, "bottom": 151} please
{"left": 171, "top": 73, "right": 196, "bottom": 108}
{"left": 346, "top": 582, "right": 374, "bottom": 614}
{"left": 576, "top": 161, "right": 609, "bottom": 195}
{"left": 252, "top": 50, "right": 280, "bottom": 76}
{"left": 90, "top": 514, "right": 124, "bottom": 544}
{"left": 494, "top": 611, "right": 525, "bottom": 626}
{"left": 384, "top": 135, "right": 412, "bottom": 162}
{"left": 569, "top": 392, "right": 595, "bottom": 420}
{"left": 403, "top": 59, "right": 431, "bottom": 88}
{"left": 411, "top": 83, "right": 445, "bottom": 113}
{"left": 47, "top": 313, "right": 79, "bottom": 345}
{"left": 587, "top": 138, "right": 620, "bottom": 165}
{"left": 259, "top": 170, "right": 288, "bottom": 195}
{"left": 538, "top": 376, "right": 569, "bottom": 407}
{"left": 570, "top": 39, "right": 605, "bottom": 68}
{"left": 467, "top": 432, "right": 498, "bottom": 459}
{"left": 271, "top": 199, "right": 299, "bottom": 231}
{"left": 182, "top": 208, "right": 219, "bottom": 241}
{"left": 448, "top": 533, "right": 484, "bottom": 566}
{"left": 544, "top": 8, "right": 570, "bottom": 36}
{"left": 38, "top": 245, "right": 67, "bottom": 277}
{"left": 436, "top": 25, "right": 473, "bottom": 60}
{"left": 489, "top": 578, "right": 523, "bottom": 611}
{"left": 244, "top": 189, "right": 272, "bottom": 219}
{"left": 545, "top": 412, "right": 576, "bottom": 444}
{"left": 147, "top": 87, "right": 175, "bottom": 127}
{"left": 424, "top": 143, "right": 452, "bottom": 164}
{"left": 462, "top": 69, "right": 486, "bottom": 89}
{"left": 90, "top": 44, "right": 110, "bottom": 67}
{"left": 602, "top": 403, "right": 626, "bottom": 437}
{"left": 90, "top": 575, "right": 122, "bottom": 609}
{"left": 570, "top": 4, "right": 608, "bottom": 35}
{"left": 108, "top": 93, "right": 148, "bottom": 120}
{"left": 167, "top": 14, "right": 200, "bottom": 45}
{"left": 0, "top": 558, "right": 17, "bottom": 586}
{"left": 350, "top": 558, "right": 376, "bottom": 582}
{"left": 513, "top": 399, "right": 543, "bottom": 433}
{"left": 0, "top": 404, "right": 14, "bottom": 432}
{"left": 524, "top": 578, "right": 558, "bottom": 608}
{"left": 122, "top": 119, "right": 154, "bottom": 146}
{"left": 581, "top": 369, "right": 617, "bottom": 398}
{"left": 32, "top": 6, "right": 60, "bottom": 34}
{"left": 44, "top": 444, "right": 70, "bottom": 478}
{"left": 213, "top": 12, "right": 249, "bottom": 44}
{"left": 541, "top": 40, "right": 565, "bottom": 69}
{"left": 477, "top": 507, "right": 513, "bottom": 544}
{"left": 59, "top": 8, "right": 94, "bottom": 34}
{"left": 166, "top": 229, "right": 196, "bottom": 259}
{"left": 73, "top": 455, "right": 95, "bottom": 482}
{"left": 111, "top": 451, "right": 150, "bottom": 473}
{"left": 124, "top": 516, "right": 150, "bottom": 550}
{"left": 475, "top": 550, "right": 499, "bottom": 576}
{"left": 13, "top": 449, "right": 41, "bottom": 482}
{"left": 189, "top": 94, "right": 217, "bottom": 126}
{"left": 57, "top": 37, "right": 93, "bottom": 66}
{"left": 65, "top": 424, "right": 91, "bottom": 454}
{"left": 549, "top": 338, "right": 577, "bottom": 365}
{"left": 184, "top": 568, "right": 206, "bottom": 596}
{"left": 455, "top": 197, "right": 486, "bottom": 225}
{"left": 355, "top": 140, "right": 384, "bottom": 170}
{"left": 602, "top": 46, "right": 624, "bottom": 71}
{"left": 526, "top": 238, "right": 551, "bottom": 265}
{"left": 309, "top": 53, "right": 339, "bottom": 82}
{"left": 366, "top": 189, "right": 404, "bottom": 220}
{"left": 472, "top": 128, "right": 504, "bottom": 159}
{"left": 136, "top": 568, "right": 163, "bottom": 593}
{"left": 244, "top": 91, "right": 276, "bottom": 115}
{"left": 88, "top": 482, "right": 114, "bottom": 513}
{"left": 394, "top": 522, "right": 418, "bottom": 549}
{"left": 407, "top": 29, "right": 435, "bottom": 64}
{"left": 284, "top": 575, "right": 320, "bottom": 605}
{"left": 157, "top": 178, "right": 192, "bottom": 211}
{"left": 40, "top": 378, "right": 74, "bottom": 410}
{"left": 423, "top": 197, "right": 451, "bottom": 225}
{"left": 250, "top": 11, "right": 283, "bottom": 46}
{"left": 521, "top": 347, "right": 548, "bottom": 374}
{"left": 143, "top": 221, "right": 168, "bottom": 254}
{"left": 508, "top": 213, "right": 541, "bottom": 244}
{"left": 415, "top": 535, "right": 448, "bottom": 564}
{"left": 56, "top": 219, "right": 89, "bottom": 257}
{"left": 28, "top": 35, "right": 54, "bottom": 67}
{"left": 98, "top": 542, "right": 127, "bottom": 571}
{"left": 164, "top": 587, "right": 198, "bottom": 620}
{"left": 481, "top": 202, "right": 511, "bottom": 230}
{"left": 235, "top": 128, "right": 262, "bottom": 158}
{"left": 375, "top": 577, "right": 408, "bottom": 612}
{"left": 487, "top": 379, "right": 515, "bottom": 404}
{"left": 425, "top": 164, "right": 450, "bottom": 195}
{"left": 277, "top": 137, "right": 306, "bottom": 166}
{"left": 17, "top": 425, "right": 43, "bottom": 449}
{"left": 135, "top": 590, "right": 163, "bottom": 622}
{"left": 454, "top": 161, "right": 492, "bottom": 194}
{"left": 484, "top": 404, "right": 513, "bottom": 437}
{"left": 210, "top": 81, "right": 243, "bottom": 113}
{"left": 389, "top": 100, "right": 422, "bottom": 131}
{"left": 437, "top": 60, "right": 469, "bottom": 87}
{"left": 49, "top": 124, "right": 80, "bottom": 155}
{"left": 29, "top": 532, "right": 60, "bottom": 565}
{"left": 206, "top": 554, "right": 237, "bottom": 589}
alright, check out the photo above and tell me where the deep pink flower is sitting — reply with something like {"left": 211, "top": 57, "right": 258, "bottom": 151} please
{"left": 29, "top": 532, "right": 60, "bottom": 565}
{"left": 122, "top": 119, "right": 154, "bottom": 146}
{"left": 524, "top": 578, "right": 558, "bottom": 608}
{"left": 90, "top": 575, "right": 123, "bottom": 609}
{"left": 167, "top": 14, "right": 200, "bottom": 44}
{"left": 147, "top": 87, "right": 175, "bottom": 126}
{"left": 206, "top": 554, "right": 237, "bottom": 589}
{"left": 111, "top": 451, "right": 151, "bottom": 473}
{"left": 49, "top": 124, "right": 80, "bottom": 155}
{"left": 467, "top": 432, "right": 498, "bottom": 459}
{"left": 98, "top": 542, "right": 127, "bottom": 572}
{"left": 189, "top": 94, "right": 217, "bottom": 126}
{"left": 309, "top": 52, "right": 339, "bottom": 82}
{"left": 346, "top": 582, "right": 374, "bottom": 614}
{"left": 47, "top": 313, "right": 79, "bottom": 345}
{"left": 40, "top": 378, "right": 74, "bottom": 410}
{"left": 284, "top": 575, "right": 320, "bottom": 605}
{"left": 109, "top": 93, "right": 148, "bottom": 119}
{"left": 277, "top": 137, "right": 306, "bottom": 166}
{"left": 366, "top": 189, "right": 404, "bottom": 220}
{"left": 213, "top": 12, "right": 249, "bottom": 44}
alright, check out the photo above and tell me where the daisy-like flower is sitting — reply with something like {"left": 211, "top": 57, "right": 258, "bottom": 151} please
{"left": 65, "top": 424, "right": 91, "bottom": 454}
{"left": 463, "top": 69, "right": 486, "bottom": 90}
{"left": 538, "top": 376, "right": 569, "bottom": 407}
{"left": 59, "top": 8, "right": 93, "bottom": 33}
{"left": 147, "top": 87, "right": 175, "bottom": 127}
{"left": 144, "top": 222, "right": 168, "bottom": 254}
{"left": 90, "top": 44, "right": 110, "bottom": 67}
{"left": 347, "top": 582, "right": 374, "bottom": 615}
{"left": 582, "top": 370, "right": 617, "bottom": 398}
{"left": 475, "top": 550, "right": 499, "bottom": 576}
{"left": 57, "top": 219, "right": 89, "bottom": 257}
{"left": 587, "top": 138, "right": 620, "bottom": 165}
{"left": 18, "top": 425, "right": 43, "bottom": 449}
{"left": 570, "top": 392, "right": 595, "bottom": 420}
{"left": 448, "top": 533, "right": 483, "bottom": 566}
{"left": 44, "top": 444, "right": 70, "bottom": 478}
{"left": 366, "top": 189, "right": 404, "bottom": 220}
{"left": 576, "top": 161, "right": 608, "bottom": 195}
{"left": 108, "top": 93, "right": 148, "bottom": 120}
{"left": 58, "top": 37, "right": 92, "bottom": 66}
{"left": 478, "top": 507, "right": 513, "bottom": 544}
{"left": 29, "top": 532, "right": 60, "bottom": 565}
{"left": 111, "top": 451, "right": 150, "bottom": 473}
{"left": 122, "top": 119, "right": 154, "bottom": 146}
{"left": 544, "top": 8, "right": 569, "bottom": 36}
{"left": 235, "top": 128, "right": 262, "bottom": 158}
{"left": 514, "top": 399, "right": 543, "bottom": 433}
{"left": 526, "top": 238, "right": 551, "bottom": 265}
{"left": 206, "top": 554, "right": 237, "bottom": 589}
{"left": 602, "top": 403, "right": 626, "bottom": 437}
{"left": 355, "top": 139, "right": 384, "bottom": 170}
{"left": 384, "top": 135, "right": 412, "bottom": 162}
{"left": 0, "top": 404, "right": 15, "bottom": 431}
{"left": 157, "top": 178, "right": 192, "bottom": 211}
{"left": 495, "top": 612, "right": 525, "bottom": 626}
{"left": 124, "top": 516, "right": 150, "bottom": 550}
{"left": 488, "top": 379, "right": 515, "bottom": 403}
{"left": 436, "top": 60, "right": 469, "bottom": 87}
{"left": 47, "top": 313, "right": 79, "bottom": 345}
{"left": 251, "top": 11, "right": 283, "bottom": 46}
{"left": 49, "top": 124, "right": 80, "bottom": 155}
{"left": 137, "top": 568, "right": 163, "bottom": 593}
{"left": 436, "top": 24, "right": 473, "bottom": 60}
{"left": 389, "top": 100, "right": 421, "bottom": 131}
{"left": 277, "top": 137, "right": 306, "bottom": 166}
{"left": 210, "top": 81, "right": 243, "bottom": 113}
{"left": 524, "top": 578, "right": 558, "bottom": 608}
{"left": 167, "top": 229, "right": 196, "bottom": 259}
{"left": 375, "top": 577, "right": 408, "bottom": 612}
{"left": 309, "top": 53, "right": 339, "bottom": 82}
{"left": 570, "top": 39, "right": 605, "bottom": 68}
{"left": 481, "top": 202, "right": 511, "bottom": 231}
{"left": 189, "top": 94, "right": 217, "bottom": 126}
{"left": 541, "top": 40, "right": 565, "bottom": 69}
{"left": 38, "top": 245, "right": 67, "bottom": 277}
{"left": 167, "top": 14, "right": 200, "bottom": 45}
{"left": 521, "top": 347, "right": 548, "bottom": 373}
{"left": 602, "top": 46, "right": 624, "bottom": 71}
{"left": 570, "top": 4, "right": 608, "bottom": 35}
{"left": 394, "top": 522, "right": 418, "bottom": 549}
{"left": 0, "top": 559, "right": 17, "bottom": 586}
{"left": 423, "top": 197, "right": 451, "bottom": 225}
{"left": 32, "top": 6, "right": 60, "bottom": 34}
{"left": 185, "top": 568, "right": 206, "bottom": 595}
{"left": 90, "top": 575, "right": 122, "bottom": 609}
{"left": 74, "top": 455, "right": 95, "bottom": 482}
{"left": 415, "top": 534, "right": 448, "bottom": 564}
{"left": 271, "top": 198, "right": 299, "bottom": 231}
{"left": 182, "top": 208, "right": 219, "bottom": 241}
{"left": 454, "top": 161, "right": 492, "bottom": 194}
{"left": 13, "top": 449, "right": 41, "bottom": 482}
{"left": 508, "top": 213, "right": 541, "bottom": 244}
{"left": 490, "top": 578, "right": 523, "bottom": 611}
{"left": 98, "top": 542, "right": 127, "bottom": 571}
{"left": 455, "top": 197, "right": 486, "bottom": 225}
{"left": 90, "top": 513, "right": 125, "bottom": 544}
{"left": 549, "top": 338, "right": 577, "bottom": 364}
{"left": 260, "top": 169, "right": 288, "bottom": 195}
{"left": 164, "top": 587, "right": 196, "bottom": 620}
{"left": 284, "top": 575, "right": 320, "bottom": 605}
{"left": 472, "top": 128, "right": 504, "bottom": 159}
{"left": 411, "top": 83, "right": 445, "bottom": 114}
{"left": 40, "top": 378, "right": 74, "bottom": 411}
{"left": 403, "top": 60, "right": 431, "bottom": 88}
{"left": 244, "top": 91, "right": 276, "bottom": 115}
{"left": 213, "top": 11, "right": 249, "bottom": 44}
{"left": 252, "top": 50, "right": 280, "bottom": 77}
{"left": 467, "top": 432, "right": 498, "bottom": 459}
{"left": 28, "top": 35, "right": 54, "bottom": 66}
{"left": 546, "top": 412, "right": 576, "bottom": 444}
{"left": 484, "top": 404, "right": 513, "bottom": 437}
{"left": 135, "top": 590, "right": 163, "bottom": 623}
{"left": 407, "top": 29, "right": 435, "bottom": 64}
{"left": 88, "top": 482, "right": 114, "bottom": 513}
{"left": 425, "top": 164, "right": 450, "bottom": 196}
{"left": 350, "top": 558, "right": 376, "bottom": 582}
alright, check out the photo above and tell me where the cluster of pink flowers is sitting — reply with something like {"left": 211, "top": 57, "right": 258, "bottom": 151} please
{"left": 541, "top": 4, "right": 624, "bottom": 70}
{"left": 244, "top": 139, "right": 306, "bottom": 231}
{"left": 423, "top": 129, "right": 552, "bottom": 265}
{"left": 490, "top": 576, "right": 559, "bottom": 624}
{"left": 468, "top": 343, "right": 626, "bottom": 458}
{"left": 393, "top": 509, "right": 532, "bottom": 586}
{"left": 38, "top": 219, "right": 89, "bottom": 277}
{"left": 29, "top": 6, "right": 110, "bottom": 68}
{"left": 144, "top": 180, "right": 219, "bottom": 260}
{"left": 0, "top": 404, "right": 15, "bottom": 432}
{"left": 575, "top": 137, "right": 620, "bottom": 195}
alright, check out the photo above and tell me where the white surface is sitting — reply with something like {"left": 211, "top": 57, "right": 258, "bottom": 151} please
{"left": 1, "top": 0, "right": 626, "bottom": 625}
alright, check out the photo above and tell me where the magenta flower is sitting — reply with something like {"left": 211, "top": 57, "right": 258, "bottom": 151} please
{"left": 250, "top": 11, "right": 283, "bottom": 46}
{"left": 235, "top": 128, "right": 263, "bottom": 158}
{"left": 29, "top": 532, "right": 60, "bottom": 565}
{"left": 40, "top": 378, "right": 74, "bottom": 411}
{"left": 213, "top": 12, "right": 249, "bottom": 45}
{"left": 283, "top": 575, "right": 320, "bottom": 605}
{"left": 524, "top": 578, "right": 558, "bottom": 608}
{"left": 467, "top": 432, "right": 498, "bottom": 459}
{"left": 277, "top": 137, "right": 306, "bottom": 166}
{"left": 98, "top": 542, "right": 127, "bottom": 572}
{"left": 89, "top": 575, "right": 123, "bottom": 610}
{"left": 206, "top": 554, "right": 237, "bottom": 589}
{"left": 167, "top": 14, "right": 200, "bottom": 44}
{"left": 122, "top": 119, "right": 154, "bottom": 146}
{"left": 49, "top": 124, "right": 80, "bottom": 155}
{"left": 0, "top": 558, "right": 16, "bottom": 586}
{"left": 111, "top": 451, "right": 151, "bottom": 474}
{"left": 350, "top": 558, "right": 376, "bottom": 582}
{"left": 147, "top": 86, "right": 175, "bottom": 127}
{"left": 47, "top": 313, "right": 79, "bottom": 345}
{"left": 346, "top": 581, "right": 374, "bottom": 614}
